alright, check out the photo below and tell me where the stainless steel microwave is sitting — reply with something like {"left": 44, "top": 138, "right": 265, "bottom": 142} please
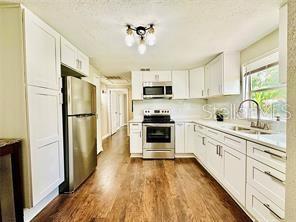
{"left": 143, "top": 82, "right": 173, "bottom": 99}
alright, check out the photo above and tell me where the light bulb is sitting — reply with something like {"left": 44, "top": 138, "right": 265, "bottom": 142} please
{"left": 138, "top": 38, "right": 146, "bottom": 55}
{"left": 146, "top": 25, "right": 156, "bottom": 46}
{"left": 125, "top": 27, "right": 134, "bottom": 47}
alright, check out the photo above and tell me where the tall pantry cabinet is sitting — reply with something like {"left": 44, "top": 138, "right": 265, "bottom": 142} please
{"left": 0, "top": 4, "right": 64, "bottom": 213}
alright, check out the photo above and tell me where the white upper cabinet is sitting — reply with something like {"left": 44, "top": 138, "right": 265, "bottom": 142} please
{"left": 204, "top": 52, "right": 240, "bottom": 97}
{"left": 131, "top": 71, "right": 143, "bottom": 100}
{"left": 189, "top": 67, "right": 205, "bottom": 98}
{"left": 61, "top": 36, "right": 89, "bottom": 77}
{"left": 24, "top": 9, "right": 61, "bottom": 90}
{"left": 279, "top": 4, "right": 287, "bottom": 83}
{"left": 172, "top": 70, "right": 189, "bottom": 99}
{"left": 142, "top": 71, "right": 172, "bottom": 82}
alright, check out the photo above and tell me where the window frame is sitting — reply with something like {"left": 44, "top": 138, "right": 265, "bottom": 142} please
{"left": 242, "top": 51, "right": 287, "bottom": 121}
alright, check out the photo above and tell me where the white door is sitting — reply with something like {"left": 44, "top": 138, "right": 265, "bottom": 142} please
{"left": 131, "top": 71, "right": 143, "bottom": 100}
{"left": 24, "top": 9, "right": 61, "bottom": 90}
{"left": 110, "top": 92, "right": 119, "bottom": 134}
{"left": 206, "top": 138, "right": 223, "bottom": 181}
{"left": 76, "top": 50, "right": 89, "bottom": 76}
{"left": 172, "top": 70, "right": 189, "bottom": 99}
{"left": 27, "top": 86, "right": 64, "bottom": 206}
{"left": 222, "top": 145, "right": 246, "bottom": 205}
{"left": 189, "top": 67, "right": 205, "bottom": 98}
{"left": 185, "top": 123, "right": 195, "bottom": 153}
{"left": 61, "top": 36, "right": 77, "bottom": 70}
{"left": 175, "top": 123, "right": 185, "bottom": 153}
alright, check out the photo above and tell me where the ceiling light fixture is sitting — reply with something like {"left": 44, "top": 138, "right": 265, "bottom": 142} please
{"left": 124, "top": 24, "right": 156, "bottom": 54}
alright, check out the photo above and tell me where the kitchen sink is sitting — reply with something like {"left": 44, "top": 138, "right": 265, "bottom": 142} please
{"left": 222, "top": 125, "right": 273, "bottom": 135}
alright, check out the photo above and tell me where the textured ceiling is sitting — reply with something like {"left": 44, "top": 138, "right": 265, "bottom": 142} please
{"left": 4, "top": 0, "right": 281, "bottom": 77}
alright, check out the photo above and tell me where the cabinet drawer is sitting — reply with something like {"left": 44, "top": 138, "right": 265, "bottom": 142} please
{"left": 206, "top": 128, "right": 223, "bottom": 142}
{"left": 222, "top": 133, "right": 246, "bottom": 154}
{"left": 130, "top": 123, "right": 142, "bottom": 131}
{"left": 246, "top": 184, "right": 284, "bottom": 222}
{"left": 247, "top": 157, "right": 285, "bottom": 209}
{"left": 196, "top": 124, "right": 207, "bottom": 135}
{"left": 247, "top": 142, "right": 286, "bottom": 173}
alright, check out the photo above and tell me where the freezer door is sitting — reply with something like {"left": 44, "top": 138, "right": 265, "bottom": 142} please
{"left": 68, "top": 115, "right": 97, "bottom": 191}
{"left": 67, "top": 76, "right": 96, "bottom": 115}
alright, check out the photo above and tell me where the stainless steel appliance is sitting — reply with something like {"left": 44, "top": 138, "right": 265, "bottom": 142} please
{"left": 143, "top": 82, "right": 173, "bottom": 99}
{"left": 142, "top": 109, "right": 175, "bottom": 159}
{"left": 60, "top": 76, "right": 97, "bottom": 193}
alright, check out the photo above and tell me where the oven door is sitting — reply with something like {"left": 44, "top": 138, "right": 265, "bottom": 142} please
{"left": 143, "top": 124, "right": 175, "bottom": 149}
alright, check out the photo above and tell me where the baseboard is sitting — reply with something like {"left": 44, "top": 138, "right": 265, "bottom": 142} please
{"left": 130, "top": 153, "right": 143, "bottom": 158}
{"left": 174, "top": 153, "right": 196, "bottom": 158}
{"left": 24, "top": 188, "right": 59, "bottom": 222}
{"left": 102, "top": 133, "right": 110, "bottom": 140}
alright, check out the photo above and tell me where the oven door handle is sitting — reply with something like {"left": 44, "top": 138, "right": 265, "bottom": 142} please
{"left": 143, "top": 124, "right": 174, "bottom": 127}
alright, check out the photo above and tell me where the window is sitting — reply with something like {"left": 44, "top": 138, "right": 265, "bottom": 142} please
{"left": 243, "top": 52, "right": 287, "bottom": 120}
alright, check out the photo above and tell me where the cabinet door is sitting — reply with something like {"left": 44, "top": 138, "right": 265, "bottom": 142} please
{"left": 175, "top": 123, "right": 185, "bottom": 153}
{"left": 24, "top": 9, "right": 61, "bottom": 90}
{"left": 196, "top": 132, "right": 206, "bottom": 164}
{"left": 77, "top": 50, "right": 89, "bottom": 76}
{"left": 61, "top": 36, "right": 77, "bottom": 70}
{"left": 206, "top": 138, "right": 223, "bottom": 181}
{"left": 185, "top": 123, "right": 195, "bottom": 153}
{"left": 158, "top": 71, "right": 172, "bottom": 81}
{"left": 204, "top": 64, "right": 211, "bottom": 97}
{"left": 142, "top": 71, "right": 171, "bottom": 82}
{"left": 189, "top": 67, "right": 205, "bottom": 98}
{"left": 27, "top": 86, "right": 64, "bottom": 206}
{"left": 279, "top": 4, "right": 287, "bottom": 83}
{"left": 209, "top": 55, "right": 223, "bottom": 96}
{"left": 131, "top": 71, "right": 143, "bottom": 100}
{"left": 130, "top": 130, "right": 142, "bottom": 153}
{"left": 222, "top": 145, "right": 246, "bottom": 205}
{"left": 172, "top": 70, "right": 189, "bottom": 99}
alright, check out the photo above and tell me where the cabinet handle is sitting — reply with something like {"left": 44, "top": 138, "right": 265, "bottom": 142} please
{"left": 263, "top": 204, "right": 283, "bottom": 220}
{"left": 132, "top": 123, "right": 139, "bottom": 126}
{"left": 140, "top": 131, "right": 142, "bottom": 138}
{"left": 201, "top": 90, "right": 204, "bottom": 97}
{"left": 219, "top": 145, "right": 222, "bottom": 157}
{"left": 264, "top": 171, "right": 285, "bottom": 184}
{"left": 216, "top": 145, "right": 219, "bottom": 155}
{"left": 263, "top": 150, "right": 287, "bottom": 160}
{"left": 202, "top": 137, "right": 205, "bottom": 145}
{"left": 207, "top": 88, "right": 209, "bottom": 96}
{"left": 194, "top": 125, "right": 196, "bottom": 132}
{"left": 76, "top": 59, "right": 79, "bottom": 69}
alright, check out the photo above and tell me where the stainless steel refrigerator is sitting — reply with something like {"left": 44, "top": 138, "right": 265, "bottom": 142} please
{"left": 60, "top": 76, "right": 97, "bottom": 193}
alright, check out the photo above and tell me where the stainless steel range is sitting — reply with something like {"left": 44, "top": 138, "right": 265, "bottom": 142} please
{"left": 142, "top": 109, "right": 175, "bottom": 159}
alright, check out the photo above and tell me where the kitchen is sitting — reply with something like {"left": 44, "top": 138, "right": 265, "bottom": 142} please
{"left": 0, "top": 1, "right": 296, "bottom": 222}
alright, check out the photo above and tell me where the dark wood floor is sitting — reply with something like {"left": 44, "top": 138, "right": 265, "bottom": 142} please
{"left": 32, "top": 126, "right": 251, "bottom": 222}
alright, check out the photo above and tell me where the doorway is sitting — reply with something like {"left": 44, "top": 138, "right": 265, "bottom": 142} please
{"left": 109, "top": 89, "right": 128, "bottom": 135}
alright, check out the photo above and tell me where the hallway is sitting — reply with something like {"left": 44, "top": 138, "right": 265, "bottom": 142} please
{"left": 32, "top": 127, "right": 251, "bottom": 222}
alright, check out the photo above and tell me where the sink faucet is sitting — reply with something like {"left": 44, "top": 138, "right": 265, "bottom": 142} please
{"left": 237, "top": 99, "right": 269, "bottom": 130}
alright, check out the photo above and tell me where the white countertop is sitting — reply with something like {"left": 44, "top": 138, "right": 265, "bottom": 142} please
{"left": 129, "top": 117, "right": 286, "bottom": 151}
{"left": 196, "top": 120, "right": 286, "bottom": 151}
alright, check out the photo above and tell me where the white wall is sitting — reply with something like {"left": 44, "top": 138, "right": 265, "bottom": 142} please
{"left": 133, "top": 99, "right": 207, "bottom": 119}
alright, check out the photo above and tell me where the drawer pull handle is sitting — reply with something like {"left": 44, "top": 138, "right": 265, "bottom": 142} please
{"left": 202, "top": 137, "right": 206, "bottom": 145}
{"left": 264, "top": 171, "right": 285, "bottom": 184}
{"left": 132, "top": 123, "right": 139, "bottom": 126}
{"left": 263, "top": 203, "right": 284, "bottom": 220}
{"left": 263, "top": 150, "right": 287, "bottom": 160}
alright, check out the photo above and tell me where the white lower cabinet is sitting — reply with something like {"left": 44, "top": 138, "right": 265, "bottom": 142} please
{"left": 175, "top": 123, "right": 185, "bottom": 153}
{"left": 246, "top": 184, "right": 284, "bottom": 222}
{"left": 247, "top": 157, "right": 285, "bottom": 209}
{"left": 206, "top": 138, "right": 223, "bottom": 182}
{"left": 222, "top": 145, "right": 246, "bottom": 205}
{"left": 129, "top": 123, "right": 142, "bottom": 154}
{"left": 185, "top": 123, "right": 195, "bottom": 153}
{"left": 195, "top": 131, "right": 206, "bottom": 163}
